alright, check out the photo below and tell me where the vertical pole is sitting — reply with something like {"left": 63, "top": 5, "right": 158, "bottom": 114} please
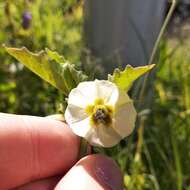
{"left": 84, "top": 0, "right": 166, "bottom": 74}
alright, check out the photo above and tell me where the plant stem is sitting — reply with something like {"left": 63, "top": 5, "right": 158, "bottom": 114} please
{"left": 138, "top": 0, "right": 177, "bottom": 108}
{"left": 78, "top": 138, "right": 92, "bottom": 159}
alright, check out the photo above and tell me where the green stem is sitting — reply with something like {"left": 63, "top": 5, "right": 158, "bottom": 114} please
{"left": 171, "top": 128, "right": 183, "bottom": 190}
{"left": 148, "top": 0, "right": 176, "bottom": 66}
{"left": 78, "top": 138, "right": 91, "bottom": 159}
{"left": 138, "top": 0, "right": 176, "bottom": 108}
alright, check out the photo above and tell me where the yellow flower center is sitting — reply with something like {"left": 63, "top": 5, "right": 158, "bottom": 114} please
{"left": 85, "top": 98, "right": 114, "bottom": 127}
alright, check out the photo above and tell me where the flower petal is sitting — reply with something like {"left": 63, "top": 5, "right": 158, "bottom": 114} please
{"left": 113, "top": 101, "right": 137, "bottom": 138}
{"left": 65, "top": 104, "right": 88, "bottom": 124}
{"left": 95, "top": 80, "right": 118, "bottom": 104}
{"left": 77, "top": 123, "right": 121, "bottom": 147}
{"left": 67, "top": 88, "right": 89, "bottom": 108}
{"left": 68, "top": 117, "right": 93, "bottom": 138}
{"left": 76, "top": 81, "right": 98, "bottom": 104}
{"left": 111, "top": 89, "right": 131, "bottom": 107}
{"left": 93, "top": 125, "right": 122, "bottom": 147}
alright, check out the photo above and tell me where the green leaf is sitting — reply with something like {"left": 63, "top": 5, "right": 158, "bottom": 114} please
{"left": 108, "top": 64, "right": 155, "bottom": 91}
{"left": 5, "top": 46, "right": 87, "bottom": 96}
{"left": 45, "top": 48, "right": 66, "bottom": 63}
{"left": 61, "top": 62, "right": 88, "bottom": 92}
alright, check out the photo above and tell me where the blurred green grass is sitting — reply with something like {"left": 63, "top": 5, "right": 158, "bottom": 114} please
{"left": 1, "top": 1, "right": 190, "bottom": 190}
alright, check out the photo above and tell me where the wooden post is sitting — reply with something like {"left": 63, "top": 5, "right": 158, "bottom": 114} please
{"left": 84, "top": 0, "right": 166, "bottom": 74}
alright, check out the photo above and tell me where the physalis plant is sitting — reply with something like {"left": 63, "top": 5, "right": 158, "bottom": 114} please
{"left": 5, "top": 46, "right": 154, "bottom": 147}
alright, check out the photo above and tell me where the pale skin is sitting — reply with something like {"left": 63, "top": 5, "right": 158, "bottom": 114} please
{"left": 0, "top": 113, "right": 123, "bottom": 190}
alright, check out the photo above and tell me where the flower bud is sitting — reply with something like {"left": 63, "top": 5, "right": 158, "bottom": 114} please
{"left": 22, "top": 11, "right": 32, "bottom": 29}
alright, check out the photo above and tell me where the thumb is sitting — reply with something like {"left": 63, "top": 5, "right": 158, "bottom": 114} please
{"left": 55, "top": 154, "right": 123, "bottom": 190}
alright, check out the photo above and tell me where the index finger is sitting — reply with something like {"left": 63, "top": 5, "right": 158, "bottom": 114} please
{"left": 0, "top": 113, "right": 80, "bottom": 190}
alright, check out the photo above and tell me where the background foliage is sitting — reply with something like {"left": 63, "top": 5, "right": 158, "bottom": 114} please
{"left": 0, "top": 0, "right": 83, "bottom": 115}
{"left": 1, "top": 1, "right": 190, "bottom": 190}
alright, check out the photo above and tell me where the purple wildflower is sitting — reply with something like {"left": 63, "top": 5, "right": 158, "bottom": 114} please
{"left": 22, "top": 12, "right": 32, "bottom": 29}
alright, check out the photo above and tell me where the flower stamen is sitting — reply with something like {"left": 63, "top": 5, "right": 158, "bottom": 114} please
{"left": 85, "top": 98, "right": 114, "bottom": 127}
{"left": 92, "top": 107, "right": 112, "bottom": 125}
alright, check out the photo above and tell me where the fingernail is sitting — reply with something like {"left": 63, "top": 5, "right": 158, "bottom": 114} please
{"left": 95, "top": 156, "right": 123, "bottom": 190}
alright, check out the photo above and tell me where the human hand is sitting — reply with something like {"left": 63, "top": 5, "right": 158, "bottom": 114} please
{"left": 0, "top": 113, "right": 123, "bottom": 190}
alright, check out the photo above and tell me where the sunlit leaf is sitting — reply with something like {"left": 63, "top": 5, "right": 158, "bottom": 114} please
{"left": 108, "top": 64, "right": 155, "bottom": 91}
{"left": 5, "top": 46, "right": 87, "bottom": 95}
{"left": 45, "top": 48, "right": 66, "bottom": 63}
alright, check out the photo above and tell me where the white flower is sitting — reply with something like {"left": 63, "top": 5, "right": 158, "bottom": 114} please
{"left": 65, "top": 80, "right": 137, "bottom": 147}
